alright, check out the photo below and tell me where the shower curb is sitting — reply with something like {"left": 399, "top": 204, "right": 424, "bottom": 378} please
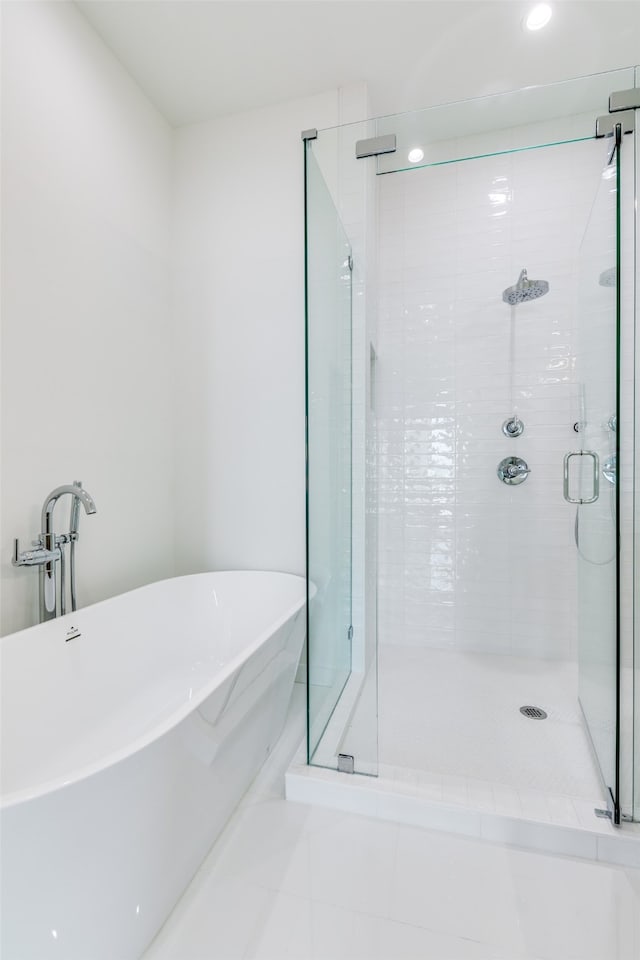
{"left": 285, "top": 762, "right": 640, "bottom": 869}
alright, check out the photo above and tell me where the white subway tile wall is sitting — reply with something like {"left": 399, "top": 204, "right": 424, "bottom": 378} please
{"left": 375, "top": 136, "right": 611, "bottom": 661}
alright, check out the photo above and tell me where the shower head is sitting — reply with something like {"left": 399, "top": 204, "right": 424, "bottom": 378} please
{"left": 502, "top": 268, "right": 549, "bottom": 305}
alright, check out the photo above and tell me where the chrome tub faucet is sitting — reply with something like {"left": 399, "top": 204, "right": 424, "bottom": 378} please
{"left": 13, "top": 481, "right": 97, "bottom": 622}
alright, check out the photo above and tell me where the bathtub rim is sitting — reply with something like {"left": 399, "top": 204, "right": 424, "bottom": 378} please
{"left": 0, "top": 569, "right": 307, "bottom": 810}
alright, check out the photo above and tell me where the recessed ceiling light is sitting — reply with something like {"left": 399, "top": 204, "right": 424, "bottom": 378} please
{"left": 525, "top": 3, "right": 552, "bottom": 31}
{"left": 525, "top": 3, "right": 552, "bottom": 29}
{"left": 408, "top": 148, "right": 424, "bottom": 164}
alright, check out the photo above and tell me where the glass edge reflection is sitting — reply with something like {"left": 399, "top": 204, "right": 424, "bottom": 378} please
{"left": 315, "top": 65, "right": 638, "bottom": 134}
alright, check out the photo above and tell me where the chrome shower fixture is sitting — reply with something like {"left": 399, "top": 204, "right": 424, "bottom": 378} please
{"left": 13, "top": 481, "right": 97, "bottom": 622}
{"left": 502, "top": 415, "right": 524, "bottom": 437}
{"left": 502, "top": 268, "right": 549, "bottom": 304}
{"left": 497, "top": 456, "right": 531, "bottom": 485}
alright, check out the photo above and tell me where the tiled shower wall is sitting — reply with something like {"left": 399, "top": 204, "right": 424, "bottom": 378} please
{"left": 376, "top": 136, "right": 607, "bottom": 661}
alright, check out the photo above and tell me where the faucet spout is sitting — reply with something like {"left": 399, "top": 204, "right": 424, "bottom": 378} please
{"left": 38, "top": 484, "right": 97, "bottom": 622}
{"left": 41, "top": 484, "right": 97, "bottom": 536}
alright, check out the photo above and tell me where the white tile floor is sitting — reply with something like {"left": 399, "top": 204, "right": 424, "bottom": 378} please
{"left": 144, "top": 687, "right": 640, "bottom": 960}
{"left": 347, "top": 646, "right": 606, "bottom": 801}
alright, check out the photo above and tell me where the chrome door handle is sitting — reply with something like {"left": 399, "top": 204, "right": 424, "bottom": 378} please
{"left": 563, "top": 450, "right": 600, "bottom": 504}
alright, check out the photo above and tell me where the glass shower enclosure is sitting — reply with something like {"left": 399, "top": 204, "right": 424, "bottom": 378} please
{"left": 304, "top": 145, "right": 354, "bottom": 764}
{"left": 304, "top": 67, "right": 638, "bottom": 824}
{"left": 575, "top": 134, "right": 622, "bottom": 821}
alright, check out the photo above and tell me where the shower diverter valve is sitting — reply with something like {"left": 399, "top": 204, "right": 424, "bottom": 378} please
{"left": 497, "top": 456, "right": 531, "bottom": 485}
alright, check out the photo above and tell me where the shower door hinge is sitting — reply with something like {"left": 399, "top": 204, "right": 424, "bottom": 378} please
{"left": 347, "top": 624, "right": 354, "bottom": 641}
{"left": 301, "top": 128, "right": 318, "bottom": 142}
{"left": 595, "top": 787, "right": 620, "bottom": 826}
{"left": 606, "top": 121, "right": 623, "bottom": 166}
{"left": 596, "top": 110, "right": 634, "bottom": 138}
{"left": 337, "top": 754, "right": 355, "bottom": 774}
{"left": 348, "top": 256, "right": 353, "bottom": 272}
{"left": 596, "top": 86, "right": 639, "bottom": 139}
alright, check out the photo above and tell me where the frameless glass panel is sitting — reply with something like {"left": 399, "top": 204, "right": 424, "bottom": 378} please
{"left": 634, "top": 64, "right": 640, "bottom": 823}
{"left": 305, "top": 123, "right": 379, "bottom": 777}
{"left": 305, "top": 144, "right": 353, "bottom": 764}
{"left": 375, "top": 67, "right": 636, "bottom": 174}
{"left": 306, "top": 68, "right": 634, "bottom": 801}
{"left": 575, "top": 139, "right": 620, "bottom": 818}
{"left": 614, "top": 70, "right": 638, "bottom": 823}
{"left": 309, "top": 67, "right": 636, "bottom": 178}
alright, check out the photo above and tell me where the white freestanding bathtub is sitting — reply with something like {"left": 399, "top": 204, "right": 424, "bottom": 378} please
{"left": 0, "top": 570, "right": 307, "bottom": 960}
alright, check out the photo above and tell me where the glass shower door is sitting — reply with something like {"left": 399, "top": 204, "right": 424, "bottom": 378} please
{"left": 305, "top": 144, "right": 353, "bottom": 765}
{"left": 573, "top": 136, "right": 621, "bottom": 822}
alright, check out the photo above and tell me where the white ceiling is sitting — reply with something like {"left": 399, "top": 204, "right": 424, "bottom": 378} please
{"left": 75, "top": 1, "right": 640, "bottom": 127}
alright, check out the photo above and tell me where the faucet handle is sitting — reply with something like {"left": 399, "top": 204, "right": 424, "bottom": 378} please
{"left": 13, "top": 537, "right": 61, "bottom": 567}
{"left": 497, "top": 456, "right": 531, "bottom": 486}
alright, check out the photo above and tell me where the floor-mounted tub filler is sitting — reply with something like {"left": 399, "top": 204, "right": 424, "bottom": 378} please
{"left": 0, "top": 570, "right": 307, "bottom": 960}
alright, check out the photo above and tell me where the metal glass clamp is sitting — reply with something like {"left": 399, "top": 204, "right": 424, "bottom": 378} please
{"left": 595, "top": 110, "right": 634, "bottom": 139}
{"left": 355, "top": 134, "right": 396, "bottom": 159}
{"left": 609, "top": 88, "right": 640, "bottom": 113}
{"left": 563, "top": 451, "right": 600, "bottom": 504}
{"left": 337, "top": 754, "right": 355, "bottom": 774}
{"left": 607, "top": 121, "right": 622, "bottom": 166}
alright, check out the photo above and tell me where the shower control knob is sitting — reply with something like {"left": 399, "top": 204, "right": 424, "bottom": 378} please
{"left": 12, "top": 538, "right": 61, "bottom": 566}
{"left": 502, "top": 416, "right": 524, "bottom": 437}
{"left": 497, "top": 456, "right": 531, "bottom": 485}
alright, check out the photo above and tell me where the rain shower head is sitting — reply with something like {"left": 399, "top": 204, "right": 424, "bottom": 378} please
{"left": 502, "top": 268, "right": 549, "bottom": 305}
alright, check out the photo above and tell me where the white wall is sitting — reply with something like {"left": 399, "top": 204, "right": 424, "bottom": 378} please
{"left": 172, "top": 85, "right": 368, "bottom": 578}
{"left": 0, "top": 0, "right": 367, "bottom": 635}
{"left": 375, "top": 125, "right": 609, "bottom": 661}
{"left": 0, "top": 1, "right": 175, "bottom": 634}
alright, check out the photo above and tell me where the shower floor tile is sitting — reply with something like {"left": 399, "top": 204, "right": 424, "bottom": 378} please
{"left": 343, "top": 645, "right": 607, "bottom": 805}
